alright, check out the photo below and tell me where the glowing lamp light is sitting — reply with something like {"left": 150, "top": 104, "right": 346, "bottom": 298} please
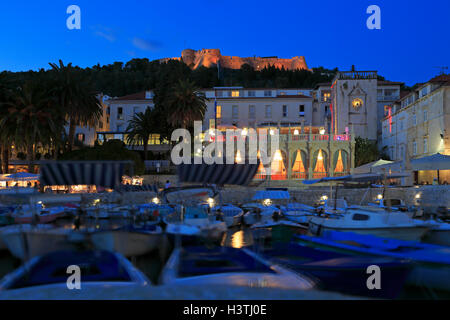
{"left": 415, "top": 194, "right": 421, "bottom": 199}
{"left": 207, "top": 197, "right": 215, "bottom": 208}
{"left": 270, "top": 129, "right": 275, "bottom": 136}
{"left": 294, "top": 129, "right": 299, "bottom": 135}
{"left": 235, "top": 151, "right": 242, "bottom": 163}
{"left": 318, "top": 154, "right": 323, "bottom": 161}
{"left": 263, "top": 199, "right": 272, "bottom": 206}
{"left": 152, "top": 197, "right": 160, "bottom": 204}
{"left": 241, "top": 128, "right": 248, "bottom": 136}
{"left": 377, "top": 194, "right": 383, "bottom": 200}
{"left": 321, "top": 195, "right": 328, "bottom": 201}
{"left": 319, "top": 128, "right": 325, "bottom": 135}
{"left": 273, "top": 150, "right": 282, "bottom": 161}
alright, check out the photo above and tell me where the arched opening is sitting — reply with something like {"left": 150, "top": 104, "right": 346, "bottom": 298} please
{"left": 270, "top": 150, "right": 287, "bottom": 180}
{"left": 333, "top": 149, "right": 349, "bottom": 176}
{"left": 254, "top": 150, "right": 266, "bottom": 180}
{"left": 312, "top": 149, "right": 328, "bottom": 179}
{"left": 291, "top": 149, "right": 308, "bottom": 179}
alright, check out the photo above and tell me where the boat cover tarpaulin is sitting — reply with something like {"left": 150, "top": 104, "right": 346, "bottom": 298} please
{"left": 177, "top": 161, "right": 259, "bottom": 186}
{"left": 252, "top": 189, "right": 290, "bottom": 200}
{"left": 410, "top": 153, "right": 450, "bottom": 171}
{"left": 3, "top": 172, "right": 40, "bottom": 181}
{"left": 40, "top": 161, "right": 128, "bottom": 188}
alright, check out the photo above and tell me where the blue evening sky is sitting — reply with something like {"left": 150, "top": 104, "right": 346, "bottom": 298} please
{"left": 0, "top": 0, "right": 449, "bottom": 86}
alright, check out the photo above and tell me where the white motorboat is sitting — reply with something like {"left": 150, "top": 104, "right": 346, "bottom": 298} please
{"left": 241, "top": 203, "right": 279, "bottom": 226}
{"left": 164, "top": 206, "right": 227, "bottom": 241}
{"left": 0, "top": 224, "right": 82, "bottom": 260}
{"left": 309, "top": 207, "right": 430, "bottom": 241}
{"left": 90, "top": 223, "right": 162, "bottom": 257}
{"left": 0, "top": 250, "right": 150, "bottom": 297}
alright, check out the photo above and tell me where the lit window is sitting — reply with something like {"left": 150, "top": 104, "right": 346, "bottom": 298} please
{"left": 148, "top": 134, "right": 161, "bottom": 145}
{"left": 216, "top": 105, "right": 222, "bottom": 119}
{"left": 231, "top": 90, "right": 240, "bottom": 97}
{"left": 322, "top": 92, "right": 331, "bottom": 102}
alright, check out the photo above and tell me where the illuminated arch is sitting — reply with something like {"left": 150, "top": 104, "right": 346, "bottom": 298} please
{"left": 312, "top": 149, "right": 328, "bottom": 179}
{"left": 291, "top": 149, "right": 308, "bottom": 179}
{"left": 333, "top": 149, "right": 349, "bottom": 176}
{"left": 270, "top": 150, "right": 287, "bottom": 180}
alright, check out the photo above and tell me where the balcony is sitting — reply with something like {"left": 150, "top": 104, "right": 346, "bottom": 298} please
{"left": 336, "top": 71, "right": 377, "bottom": 80}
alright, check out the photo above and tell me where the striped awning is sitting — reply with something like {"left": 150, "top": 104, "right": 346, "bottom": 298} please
{"left": 177, "top": 162, "right": 259, "bottom": 186}
{"left": 40, "top": 161, "right": 130, "bottom": 188}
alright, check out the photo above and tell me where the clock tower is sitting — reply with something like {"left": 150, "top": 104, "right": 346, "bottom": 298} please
{"left": 330, "top": 67, "right": 378, "bottom": 141}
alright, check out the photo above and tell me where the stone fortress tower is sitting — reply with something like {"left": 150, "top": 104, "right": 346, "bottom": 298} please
{"left": 160, "top": 48, "right": 310, "bottom": 71}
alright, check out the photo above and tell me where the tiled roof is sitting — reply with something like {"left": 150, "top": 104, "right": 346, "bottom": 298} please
{"left": 113, "top": 91, "right": 151, "bottom": 101}
{"left": 429, "top": 74, "right": 450, "bottom": 83}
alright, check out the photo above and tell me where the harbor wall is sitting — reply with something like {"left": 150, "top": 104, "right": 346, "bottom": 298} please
{"left": 141, "top": 175, "right": 448, "bottom": 212}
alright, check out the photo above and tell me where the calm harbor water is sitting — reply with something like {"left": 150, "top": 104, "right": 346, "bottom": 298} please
{"left": 0, "top": 218, "right": 449, "bottom": 299}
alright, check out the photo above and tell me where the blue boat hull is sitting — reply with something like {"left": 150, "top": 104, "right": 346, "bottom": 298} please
{"left": 256, "top": 243, "right": 411, "bottom": 298}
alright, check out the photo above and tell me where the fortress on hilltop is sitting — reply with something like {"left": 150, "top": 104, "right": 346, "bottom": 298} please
{"left": 158, "top": 48, "right": 310, "bottom": 71}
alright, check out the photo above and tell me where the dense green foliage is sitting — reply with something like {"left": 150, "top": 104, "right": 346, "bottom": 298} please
{"left": 59, "top": 140, "right": 145, "bottom": 175}
{"left": 354, "top": 137, "right": 390, "bottom": 167}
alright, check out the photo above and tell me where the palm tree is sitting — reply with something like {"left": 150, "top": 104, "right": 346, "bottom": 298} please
{"left": 0, "top": 72, "right": 16, "bottom": 173}
{"left": 166, "top": 79, "right": 207, "bottom": 129}
{"left": 125, "top": 107, "right": 156, "bottom": 160}
{"left": 0, "top": 81, "right": 57, "bottom": 172}
{"left": 49, "top": 60, "right": 102, "bottom": 151}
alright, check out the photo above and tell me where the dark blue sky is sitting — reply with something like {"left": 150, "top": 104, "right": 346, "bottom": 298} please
{"left": 0, "top": 0, "right": 449, "bottom": 86}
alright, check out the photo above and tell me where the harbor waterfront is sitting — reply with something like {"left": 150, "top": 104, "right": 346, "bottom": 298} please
{"left": 0, "top": 180, "right": 449, "bottom": 300}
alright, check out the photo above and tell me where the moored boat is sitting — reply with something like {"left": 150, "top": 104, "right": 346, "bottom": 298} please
{"left": 90, "top": 223, "right": 162, "bottom": 257}
{"left": 0, "top": 224, "right": 81, "bottom": 260}
{"left": 160, "top": 246, "right": 316, "bottom": 290}
{"left": 309, "top": 207, "right": 430, "bottom": 241}
{"left": 12, "top": 204, "right": 66, "bottom": 224}
{"left": 0, "top": 250, "right": 150, "bottom": 295}
{"left": 295, "top": 231, "right": 450, "bottom": 292}
{"left": 252, "top": 241, "right": 411, "bottom": 298}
